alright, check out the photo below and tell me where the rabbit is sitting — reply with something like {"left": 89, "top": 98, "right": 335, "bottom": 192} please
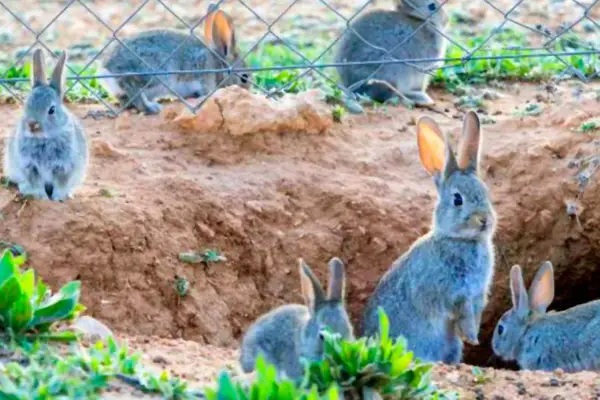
{"left": 3, "top": 49, "right": 89, "bottom": 202}
{"left": 334, "top": 0, "right": 448, "bottom": 105}
{"left": 362, "top": 111, "right": 496, "bottom": 364}
{"left": 492, "top": 262, "right": 600, "bottom": 372}
{"left": 240, "top": 257, "right": 354, "bottom": 381}
{"left": 100, "top": 5, "right": 251, "bottom": 115}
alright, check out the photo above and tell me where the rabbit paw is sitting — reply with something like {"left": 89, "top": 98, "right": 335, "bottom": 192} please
{"left": 49, "top": 187, "right": 72, "bottom": 202}
{"left": 143, "top": 101, "right": 162, "bottom": 115}
{"left": 456, "top": 319, "right": 479, "bottom": 345}
{"left": 404, "top": 91, "right": 435, "bottom": 106}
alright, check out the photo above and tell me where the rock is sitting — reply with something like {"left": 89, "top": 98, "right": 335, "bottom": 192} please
{"left": 168, "top": 86, "right": 333, "bottom": 136}
{"left": 72, "top": 316, "right": 113, "bottom": 341}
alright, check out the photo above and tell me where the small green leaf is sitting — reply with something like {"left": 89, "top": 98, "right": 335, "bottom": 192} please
{"left": 8, "top": 293, "right": 33, "bottom": 333}
{"left": 19, "top": 269, "right": 35, "bottom": 299}
{"left": 0, "top": 276, "right": 22, "bottom": 321}
{"left": 0, "top": 251, "right": 19, "bottom": 287}
{"left": 31, "top": 297, "right": 79, "bottom": 327}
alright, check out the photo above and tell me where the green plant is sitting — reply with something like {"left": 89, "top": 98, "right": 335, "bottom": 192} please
{"left": 332, "top": 105, "right": 345, "bottom": 123}
{"left": 0, "top": 59, "right": 110, "bottom": 103}
{"left": 580, "top": 120, "right": 600, "bottom": 133}
{"left": 174, "top": 276, "right": 190, "bottom": 297}
{"left": 0, "top": 250, "right": 84, "bottom": 340}
{"left": 471, "top": 366, "right": 491, "bottom": 385}
{"left": 179, "top": 249, "right": 226, "bottom": 265}
{"left": 515, "top": 103, "right": 543, "bottom": 117}
{"left": 0, "top": 337, "right": 199, "bottom": 399}
{"left": 303, "top": 308, "right": 455, "bottom": 400}
{"left": 204, "top": 356, "right": 338, "bottom": 400}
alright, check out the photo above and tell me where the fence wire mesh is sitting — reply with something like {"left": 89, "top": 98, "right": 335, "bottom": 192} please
{"left": 0, "top": 0, "right": 599, "bottom": 116}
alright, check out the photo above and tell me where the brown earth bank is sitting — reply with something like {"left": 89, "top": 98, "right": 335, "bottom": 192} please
{"left": 1, "top": 82, "right": 600, "bottom": 397}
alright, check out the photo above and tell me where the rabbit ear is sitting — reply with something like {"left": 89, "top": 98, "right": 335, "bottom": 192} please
{"left": 510, "top": 265, "right": 529, "bottom": 315}
{"left": 203, "top": 4, "right": 218, "bottom": 43}
{"left": 326, "top": 257, "right": 345, "bottom": 302}
{"left": 457, "top": 111, "right": 481, "bottom": 172}
{"left": 210, "top": 10, "right": 236, "bottom": 60}
{"left": 299, "top": 259, "right": 326, "bottom": 312}
{"left": 32, "top": 49, "right": 46, "bottom": 87}
{"left": 416, "top": 116, "right": 458, "bottom": 179}
{"left": 49, "top": 51, "right": 67, "bottom": 97}
{"left": 416, "top": 116, "right": 445, "bottom": 175}
{"left": 528, "top": 261, "right": 554, "bottom": 313}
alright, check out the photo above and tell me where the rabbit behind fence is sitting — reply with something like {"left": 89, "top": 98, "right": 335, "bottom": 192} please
{"left": 362, "top": 111, "right": 496, "bottom": 364}
{"left": 3, "top": 49, "right": 89, "bottom": 201}
{"left": 492, "top": 261, "right": 600, "bottom": 372}
{"left": 335, "top": 0, "right": 448, "bottom": 105}
{"left": 240, "top": 257, "right": 354, "bottom": 381}
{"left": 100, "top": 6, "right": 250, "bottom": 115}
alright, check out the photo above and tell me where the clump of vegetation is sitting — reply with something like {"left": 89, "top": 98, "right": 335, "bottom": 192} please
{"left": 303, "top": 308, "right": 454, "bottom": 400}
{"left": 179, "top": 249, "right": 226, "bottom": 265}
{"left": 206, "top": 309, "right": 453, "bottom": 400}
{"left": 0, "top": 59, "right": 110, "bottom": 103}
{"left": 0, "top": 250, "right": 84, "bottom": 341}
{"left": 332, "top": 105, "right": 345, "bottom": 123}
{"left": 471, "top": 366, "right": 491, "bottom": 385}
{"left": 0, "top": 337, "right": 198, "bottom": 399}
{"left": 205, "top": 356, "right": 338, "bottom": 400}
{"left": 515, "top": 103, "right": 544, "bottom": 117}
{"left": 174, "top": 275, "right": 190, "bottom": 297}
{"left": 433, "top": 27, "right": 600, "bottom": 90}
{"left": 579, "top": 120, "right": 600, "bottom": 133}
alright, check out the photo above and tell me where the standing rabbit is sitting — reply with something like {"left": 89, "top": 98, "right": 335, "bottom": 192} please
{"left": 240, "top": 257, "right": 354, "bottom": 381}
{"left": 492, "top": 262, "right": 600, "bottom": 372}
{"left": 3, "top": 49, "right": 89, "bottom": 201}
{"left": 101, "top": 6, "right": 250, "bottom": 115}
{"left": 334, "top": 0, "right": 448, "bottom": 105}
{"left": 362, "top": 111, "right": 496, "bottom": 364}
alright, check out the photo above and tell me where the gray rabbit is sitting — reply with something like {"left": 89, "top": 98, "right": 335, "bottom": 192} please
{"left": 3, "top": 49, "right": 89, "bottom": 201}
{"left": 240, "top": 257, "right": 354, "bottom": 381}
{"left": 362, "top": 111, "right": 496, "bottom": 364}
{"left": 334, "top": 0, "right": 448, "bottom": 105}
{"left": 100, "top": 6, "right": 250, "bottom": 115}
{"left": 492, "top": 262, "right": 600, "bottom": 372}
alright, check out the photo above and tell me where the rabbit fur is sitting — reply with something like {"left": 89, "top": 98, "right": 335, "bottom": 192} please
{"left": 101, "top": 6, "right": 250, "bottom": 115}
{"left": 3, "top": 49, "right": 89, "bottom": 201}
{"left": 334, "top": 0, "right": 448, "bottom": 105}
{"left": 240, "top": 257, "right": 354, "bottom": 381}
{"left": 492, "top": 262, "right": 600, "bottom": 372}
{"left": 362, "top": 111, "right": 496, "bottom": 364}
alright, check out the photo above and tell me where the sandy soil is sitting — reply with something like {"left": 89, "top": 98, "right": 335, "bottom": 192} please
{"left": 1, "top": 78, "right": 600, "bottom": 398}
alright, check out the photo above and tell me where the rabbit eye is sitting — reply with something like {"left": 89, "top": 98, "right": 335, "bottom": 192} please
{"left": 48, "top": 106, "right": 55, "bottom": 115}
{"left": 428, "top": 3, "right": 436, "bottom": 10}
{"left": 497, "top": 324, "right": 504, "bottom": 335}
{"left": 240, "top": 73, "right": 249, "bottom": 84}
{"left": 453, "top": 193, "right": 463, "bottom": 207}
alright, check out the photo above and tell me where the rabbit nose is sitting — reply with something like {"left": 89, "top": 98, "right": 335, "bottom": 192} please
{"left": 28, "top": 121, "right": 41, "bottom": 133}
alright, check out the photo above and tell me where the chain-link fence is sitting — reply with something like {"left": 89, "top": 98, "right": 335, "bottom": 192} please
{"left": 0, "top": 0, "right": 599, "bottom": 116}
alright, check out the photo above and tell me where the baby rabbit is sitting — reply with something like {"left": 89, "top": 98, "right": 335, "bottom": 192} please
{"left": 240, "top": 257, "right": 354, "bottom": 381}
{"left": 101, "top": 6, "right": 250, "bottom": 115}
{"left": 362, "top": 111, "right": 496, "bottom": 364}
{"left": 334, "top": 0, "right": 448, "bottom": 105}
{"left": 492, "top": 262, "right": 600, "bottom": 372}
{"left": 3, "top": 49, "right": 89, "bottom": 201}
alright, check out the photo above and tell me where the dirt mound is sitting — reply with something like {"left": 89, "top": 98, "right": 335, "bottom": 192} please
{"left": 1, "top": 83, "right": 600, "bottom": 368}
